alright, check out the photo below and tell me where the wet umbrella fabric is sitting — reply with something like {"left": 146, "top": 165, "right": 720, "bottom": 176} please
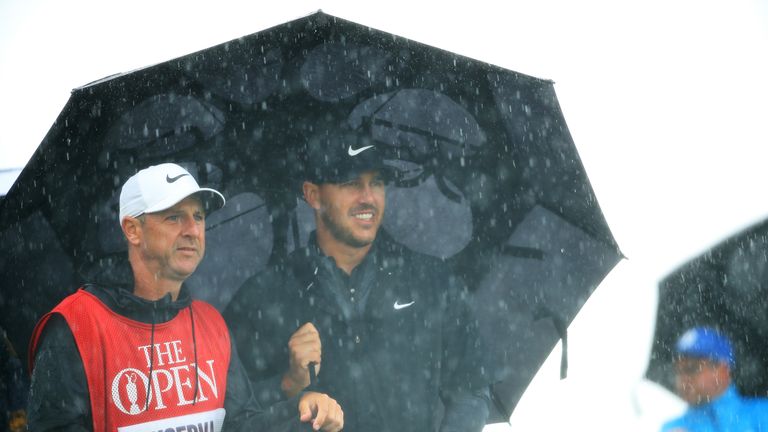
{"left": 647, "top": 218, "right": 768, "bottom": 398}
{"left": 0, "top": 12, "right": 622, "bottom": 421}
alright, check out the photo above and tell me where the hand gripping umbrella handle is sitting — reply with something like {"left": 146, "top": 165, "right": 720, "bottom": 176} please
{"left": 307, "top": 361, "right": 318, "bottom": 391}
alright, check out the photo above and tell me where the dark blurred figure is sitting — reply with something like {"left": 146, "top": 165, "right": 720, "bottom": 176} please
{"left": 0, "top": 327, "right": 26, "bottom": 432}
{"left": 661, "top": 326, "right": 768, "bottom": 432}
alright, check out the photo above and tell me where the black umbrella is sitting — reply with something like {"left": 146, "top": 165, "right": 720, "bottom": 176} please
{"left": 647, "top": 218, "right": 768, "bottom": 399}
{"left": 0, "top": 11, "right": 622, "bottom": 421}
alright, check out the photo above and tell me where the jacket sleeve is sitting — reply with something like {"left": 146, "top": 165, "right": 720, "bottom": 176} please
{"left": 231, "top": 313, "right": 288, "bottom": 409}
{"left": 27, "top": 314, "right": 92, "bottom": 431}
{"left": 223, "top": 340, "right": 308, "bottom": 431}
{"left": 438, "top": 273, "right": 491, "bottom": 431}
{"left": 223, "top": 273, "right": 292, "bottom": 408}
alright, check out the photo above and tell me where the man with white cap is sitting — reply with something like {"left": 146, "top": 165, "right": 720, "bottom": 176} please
{"left": 27, "top": 163, "right": 343, "bottom": 431}
{"left": 661, "top": 326, "right": 768, "bottom": 432}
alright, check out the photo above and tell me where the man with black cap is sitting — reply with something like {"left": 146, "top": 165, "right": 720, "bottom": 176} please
{"left": 661, "top": 326, "right": 768, "bottom": 432}
{"left": 27, "top": 163, "right": 344, "bottom": 431}
{"left": 224, "top": 126, "right": 490, "bottom": 431}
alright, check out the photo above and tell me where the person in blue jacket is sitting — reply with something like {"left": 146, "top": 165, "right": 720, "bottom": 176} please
{"left": 661, "top": 326, "right": 768, "bottom": 432}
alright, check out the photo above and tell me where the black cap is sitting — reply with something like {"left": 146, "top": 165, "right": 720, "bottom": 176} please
{"left": 303, "top": 123, "right": 390, "bottom": 184}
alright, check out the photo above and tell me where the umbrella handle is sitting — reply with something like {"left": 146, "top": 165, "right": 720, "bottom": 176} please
{"left": 308, "top": 361, "right": 318, "bottom": 390}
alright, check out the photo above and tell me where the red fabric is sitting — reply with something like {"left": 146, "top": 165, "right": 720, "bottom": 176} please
{"left": 29, "top": 289, "right": 230, "bottom": 431}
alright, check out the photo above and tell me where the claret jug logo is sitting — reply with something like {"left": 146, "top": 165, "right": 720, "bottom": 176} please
{"left": 125, "top": 373, "right": 141, "bottom": 414}
{"left": 111, "top": 339, "right": 219, "bottom": 415}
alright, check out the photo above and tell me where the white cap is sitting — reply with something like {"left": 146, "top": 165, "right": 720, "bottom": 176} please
{"left": 119, "top": 163, "right": 225, "bottom": 223}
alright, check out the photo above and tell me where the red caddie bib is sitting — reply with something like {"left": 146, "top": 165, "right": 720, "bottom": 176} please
{"left": 30, "top": 289, "right": 230, "bottom": 431}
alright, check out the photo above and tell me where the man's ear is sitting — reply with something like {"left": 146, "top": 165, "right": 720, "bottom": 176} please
{"left": 303, "top": 181, "right": 321, "bottom": 210}
{"left": 122, "top": 217, "right": 143, "bottom": 246}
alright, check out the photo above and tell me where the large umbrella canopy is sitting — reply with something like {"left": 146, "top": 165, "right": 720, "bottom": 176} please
{"left": 0, "top": 11, "right": 622, "bottom": 420}
{"left": 647, "top": 218, "right": 768, "bottom": 398}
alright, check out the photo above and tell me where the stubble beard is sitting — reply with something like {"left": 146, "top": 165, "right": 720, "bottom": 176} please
{"left": 321, "top": 207, "right": 377, "bottom": 249}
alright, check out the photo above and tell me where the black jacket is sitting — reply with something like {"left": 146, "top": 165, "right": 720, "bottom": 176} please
{"left": 224, "top": 232, "right": 489, "bottom": 432}
{"left": 27, "top": 283, "right": 306, "bottom": 432}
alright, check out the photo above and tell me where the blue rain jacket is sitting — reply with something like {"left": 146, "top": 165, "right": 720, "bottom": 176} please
{"left": 662, "top": 385, "right": 768, "bottom": 432}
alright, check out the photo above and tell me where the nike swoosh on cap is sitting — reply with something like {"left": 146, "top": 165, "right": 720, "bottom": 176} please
{"left": 348, "top": 144, "right": 375, "bottom": 156}
{"left": 393, "top": 300, "right": 415, "bottom": 310}
{"left": 166, "top": 173, "right": 189, "bottom": 183}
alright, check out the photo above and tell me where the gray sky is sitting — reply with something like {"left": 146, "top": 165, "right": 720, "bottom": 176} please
{"left": 2, "top": 0, "right": 768, "bottom": 430}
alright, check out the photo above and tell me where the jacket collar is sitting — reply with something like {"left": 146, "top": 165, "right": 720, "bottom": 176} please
{"left": 290, "top": 231, "right": 389, "bottom": 317}
{"left": 85, "top": 269, "right": 193, "bottom": 324}
{"left": 687, "top": 385, "right": 742, "bottom": 418}
{"left": 291, "top": 231, "right": 392, "bottom": 281}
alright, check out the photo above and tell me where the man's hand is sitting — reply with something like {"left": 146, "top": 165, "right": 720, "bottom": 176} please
{"left": 298, "top": 392, "right": 343, "bottom": 432}
{"left": 282, "top": 322, "right": 322, "bottom": 397}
